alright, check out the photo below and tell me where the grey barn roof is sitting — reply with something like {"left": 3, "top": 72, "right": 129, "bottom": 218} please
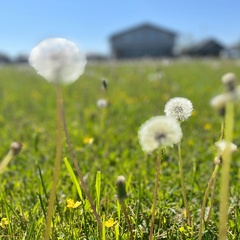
{"left": 109, "top": 23, "right": 177, "bottom": 40}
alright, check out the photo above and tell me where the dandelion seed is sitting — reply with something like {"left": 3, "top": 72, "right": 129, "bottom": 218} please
{"left": 0, "top": 218, "right": 9, "bottom": 228}
{"left": 138, "top": 116, "right": 182, "bottom": 153}
{"left": 67, "top": 198, "right": 81, "bottom": 208}
{"left": 104, "top": 218, "right": 117, "bottom": 227}
{"left": 164, "top": 97, "right": 193, "bottom": 122}
{"left": 97, "top": 99, "right": 108, "bottom": 108}
{"left": 29, "top": 38, "right": 87, "bottom": 84}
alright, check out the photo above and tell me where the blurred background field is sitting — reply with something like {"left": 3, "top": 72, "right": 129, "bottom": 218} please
{"left": 1, "top": 59, "right": 240, "bottom": 239}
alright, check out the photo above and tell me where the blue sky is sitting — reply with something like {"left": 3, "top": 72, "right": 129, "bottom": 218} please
{"left": 1, "top": 0, "right": 240, "bottom": 56}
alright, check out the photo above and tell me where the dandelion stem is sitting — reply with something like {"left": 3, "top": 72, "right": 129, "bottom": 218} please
{"left": 198, "top": 164, "right": 219, "bottom": 240}
{"left": 61, "top": 96, "right": 102, "bottom": 232}
{"left": 206, "top": 170, "right": 218, "bottom": 225}
{"left": 0, "top": 151, "right": 14, "bottom": 174}
{"left": 149, "top": 148, "right": 161, "bottom": 240}
{"left": 219, "top": 101, "right": 234, "bottom": 240}
{"left": 178, "top": 142, "right": 191, "bottom": 225}
{"left": 44, "top": 84, "right": 63, "bottom": 240}
{"left": 121, "top": 201, "right": 134, "bottom": 240}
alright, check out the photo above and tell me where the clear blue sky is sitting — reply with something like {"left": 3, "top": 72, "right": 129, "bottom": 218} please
{"left": 1, "top": 0, "right": 240, "bottom": 56}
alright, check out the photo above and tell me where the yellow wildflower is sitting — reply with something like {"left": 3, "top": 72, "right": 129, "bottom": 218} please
{"left": 179, "top": 226, "right": 185, "bottom": 233}
{"left": 104, "top": 218, "right": 117, "bottom": 228}
{"left": 67, "top": 199, "right": 81, "bottom": 209}
{"left": 204, "top": 123, "right": 212, "bottom": 130}
{"left": 0, "top": 218, "right": 9, "bottom": 228}
{"left": 83, "top": 137, "right": 94, "bottom": 145}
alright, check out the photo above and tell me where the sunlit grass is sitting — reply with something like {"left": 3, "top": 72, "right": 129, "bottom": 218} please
{"left": 0, "top": 59, "right": 240, "bottom": 239}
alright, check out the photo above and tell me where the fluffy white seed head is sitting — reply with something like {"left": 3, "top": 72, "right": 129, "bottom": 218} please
{"left": 164, "top": 97, "right": 193, "bottom": 122}
{"left": 138, "top": 116, "right": 182, "bottom": 153}
{"left": 221, "top": 72, "right": 236, "bottom": 85}
{"left": 97, "top": 99, "right": 108, "bottom": 108}
{"left": 210, "top": 93, "right": 233, "bottom": 109}
{"left": 29, "top": 38, "right": 87, "bottom": 84}
{"left": 215, "top": 140, "right": 237, "bottom": 155}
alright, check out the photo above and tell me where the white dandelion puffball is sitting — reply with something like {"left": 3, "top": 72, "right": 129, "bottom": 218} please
{"left": 138, "top": 116, "right": 182, "bottom": 153}
{"left": 29, "top": 38, "right": 87, "bottom": 84}
{"left": 97, "top": 99, "right": 108, "bottom": 108}
{"left": 164, "top": 97, "right": 193, "bottom": 122}
{"left": 221, "top": 72, "right": 236, "bottom": 85}
{"left": 215, "top": 140, "right": 237, "bottom": 155}
{"left": 210, "top": 93, "right": 233, "bottom": 109}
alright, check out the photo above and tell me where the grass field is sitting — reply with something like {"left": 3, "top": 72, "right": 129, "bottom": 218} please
{"left": 1, "top": 59, "right": 240, "bottom": 239}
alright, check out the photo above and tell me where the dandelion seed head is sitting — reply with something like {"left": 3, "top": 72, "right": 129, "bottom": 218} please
{"left": 210, "top": 93, "right": 233, "bottom": 108}
{"left": 10, "top": 142, "right": 22, "bottom": 156}
{"left": 138, "top": 116, "right": 182, "bottom": 153}
{"left": 29, "top": 38, "right": 87, "bottom": 84}
{"left": 116, "top": 175, "right": 127, "bottom": 201}
{"left": 215, "top": 140, "right": 237, "bottom": 155}
{"left": 97, "top": 99, "right": 108, "bottom": 108}
{"left": 221, "top": 72, "right": 236, "bottom": 85}
{"left": 164, "top": 97, "right": 193, "bottom": 122}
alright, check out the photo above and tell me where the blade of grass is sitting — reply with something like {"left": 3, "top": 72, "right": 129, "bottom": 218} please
{"left": 95, "top": 171, "right": 101, "bottom": 214}
{"left": 63, "top": 157, "right": 83, "bottom": 201}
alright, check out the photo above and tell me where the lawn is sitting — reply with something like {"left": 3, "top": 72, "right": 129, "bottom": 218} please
{"left": 0, "top": 59, "right": 240, "bottom": 239}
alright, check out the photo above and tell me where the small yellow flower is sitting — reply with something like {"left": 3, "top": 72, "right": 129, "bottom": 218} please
{"left": 83, "top": 137, "right": 94, "bottom": 145}
{"left": 204, "top": 123, "right": 212, "bottom": 130}
{"left": 191, "top": 110, "right": 198, "bottom": 117}
{"left": 104, "top": 218, "right": 117, "bottom": 228}
{"left": 179, "top": 226, "right": 185, "bottom": 233}
{"left": 0, "top": 218, "right": 9, "bottom": 228}
{"left": 67, "top": 199, "right": 81, "bottom": 209}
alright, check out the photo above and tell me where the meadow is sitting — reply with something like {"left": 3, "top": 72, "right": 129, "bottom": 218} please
{"left": 0, "top": 59, "right": 240, "bottom": 239}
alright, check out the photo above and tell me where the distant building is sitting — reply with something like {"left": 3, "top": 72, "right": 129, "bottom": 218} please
{"left": 0, "top": 52, "right": 11, "bottom": 64}
{"left": 182, "top": 39, "right": 224, "bottom": 57}
{"left": 221, "top": 44, "right": 240, "bottom": 59}
{"left": 109, "top": 23, "right": 177, "bottom": 59}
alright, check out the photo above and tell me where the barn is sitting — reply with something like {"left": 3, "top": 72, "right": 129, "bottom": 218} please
{"left": 109, "top": 23, "right": 177, "bottom": 59}
{"left": 183, "top": 39, "right": 225, "bottom": 57}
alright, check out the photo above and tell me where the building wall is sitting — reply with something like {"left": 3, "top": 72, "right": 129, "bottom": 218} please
{"left": 111, "top": 26, "right": 175, "bottom": 58}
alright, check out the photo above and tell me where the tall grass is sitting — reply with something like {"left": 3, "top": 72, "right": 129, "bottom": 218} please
{"left": 0, "top": 59, "right": 240, "bottom": 239}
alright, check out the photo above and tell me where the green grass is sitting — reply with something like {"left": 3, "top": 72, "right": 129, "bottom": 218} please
{"left": 0, "top": 59, "right": 240, "bottom": 239}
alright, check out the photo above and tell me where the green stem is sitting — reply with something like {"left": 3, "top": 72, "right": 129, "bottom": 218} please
{"left": 44, "top": 85, "right": 63, "bottom": 240}
{"left": 198, "top": 164, "right": 219, "bottom": 240}
{"left": 61, "top": 99, "right": 102, "bottom": 233}
{"left": 219, "top": 102, "right": 234, "bottom": 240}
{"left": 0, "top": 151, "right": 14, "bottom": 174}
{"left": 178, "top": 142, "right": 191, "bottom": 225}
{"left": 121, "top": 201, "right": 134, "bottom": 240}
{"left": 149, "top": 148, "right": 161, "bottom": 240}
{"left": 206, "top": 169, "right": 218, "bottom": 225}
